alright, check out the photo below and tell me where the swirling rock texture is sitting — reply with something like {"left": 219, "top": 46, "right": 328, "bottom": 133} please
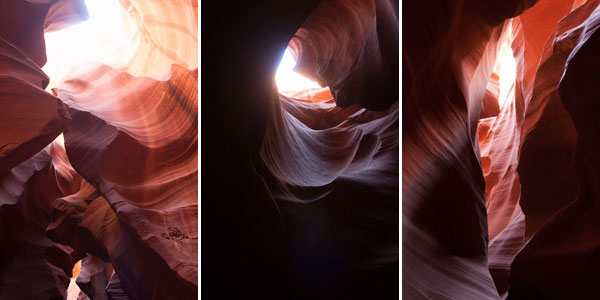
{"left": 0, "top": 0, "right": 197, "bottom": 299}
{"left": 203, "top": 0, "right": 398, "bottom": 299}
{"left": 404, "top": 0, "right": 600, "bottom": 298}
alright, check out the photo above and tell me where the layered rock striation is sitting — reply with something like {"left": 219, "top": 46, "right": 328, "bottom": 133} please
{"left": 404, "top": 0, "right": 600, "bottom": 298}
{"left": 0, "top": 0, "right": 197, "bottom": 299}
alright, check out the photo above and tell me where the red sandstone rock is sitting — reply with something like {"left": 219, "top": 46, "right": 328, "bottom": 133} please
{"left": 290, "top": 0, "right": 398, "bottom": 110}
{"left": 75, "top": 254, "right": 110, "bottom": 300}
{"left": 0, "top": 4, "right": 86, "bottom": 294}
{"left": 402, "top": 0, "right": 528, "bottom": 297}
{"left": 508, "top": 2, "right": 600, "bottom": 298}
{"left": 1, "top": 0, "right": 198, "bottom": 299}
{"left": 105, "top": 272, "right": 129, "bottom": 300}
{"left": 404, "top": 0, "right": 600, "bottom": 298}
{"left": 0, "top": 141, "right": 84, "bottom": 299}
{"left": 202, "top": 1, "right": 398, "bottom": 298}
{"left": 0, "top": 36, "right": 70, "bottom": 174}
{"left": 46, "top": 65, "right": 198, "bottom": 299}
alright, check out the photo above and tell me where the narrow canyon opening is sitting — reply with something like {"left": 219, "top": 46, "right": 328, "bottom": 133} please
{"left": 43, "top": 0, "right": 133, "bottom": 89}
{"left": 275, "top": 47, "right": 333, "bottom": 102}
{"left": 494, "top": 22, "right": 517, "bottom": 109}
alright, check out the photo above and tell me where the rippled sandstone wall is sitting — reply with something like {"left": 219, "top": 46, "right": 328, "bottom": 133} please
{"left": 1, "top": 0, "right": 197, "bottom": 299}
{"left": 404, "top": 0, "right": 600, "bottom": 298}
{"left": 203, "top": 0, "right": 399, "bottom": 299}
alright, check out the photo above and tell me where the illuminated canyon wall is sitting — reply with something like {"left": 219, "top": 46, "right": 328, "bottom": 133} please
{"left": 404, "top": 0, "right": 600, "bottom": 298}
{"left": 203, "top": 0, "right": 399, "bottom": 299}
{"left": 0, "top": 0, "right": 197, "bottom": 299}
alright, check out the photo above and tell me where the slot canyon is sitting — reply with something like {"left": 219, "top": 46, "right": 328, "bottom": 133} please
{"left": 1, "top": 0, "right": 197, "bottom": 299}
{"left": 404, "top": 0, "right": 600, "bottom": 298}
{"left": 203, "top": 0, "right": 399, "bottom": 299}
{"left": 9, "top": 0, "right": 600, "bottom": 299}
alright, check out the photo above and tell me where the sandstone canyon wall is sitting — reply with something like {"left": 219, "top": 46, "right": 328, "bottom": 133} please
{"left": 203, "top": 0, "right": 399, "bottom": 299}
{"left": 404, "top": 0, "right": 600, "bottom": 298}
{"left": 1, "top": 0, "right": 197, "bottom": 299}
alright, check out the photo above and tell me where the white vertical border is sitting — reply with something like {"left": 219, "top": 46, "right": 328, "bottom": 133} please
{"left": 398, "top": 0, "right": 403, "bottom": 298}
{"left": 197, "top": 2, "right": 201, "bottom": 300}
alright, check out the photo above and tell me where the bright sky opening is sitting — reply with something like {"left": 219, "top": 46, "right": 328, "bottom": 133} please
{"left": 42, "top": 0, "right": 134, "bottom": 89}
{"left": 495, "top": 23, "right": 517, "bottom": 108}
{"left": 275, "top": 48, "right": 323, "bottom": 95}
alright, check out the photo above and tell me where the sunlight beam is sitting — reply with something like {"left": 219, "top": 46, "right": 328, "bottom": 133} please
{"left": 275, "top": 48, "right": 323, "bottom": 96}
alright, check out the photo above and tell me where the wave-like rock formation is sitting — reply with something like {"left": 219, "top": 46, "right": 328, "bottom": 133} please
{"left": 1, "top": 0, "right": 197, "bottom": 299}
{"left": 3, "top": 0, "right": 398, "bottom": 298}
{"left": 0, "top": 142, "right": 83, "bottom": 299}
{"left": 404, "top": 0, "right": 600, "bottom": 298}
{"left": 203, "top": 0, "right": 398, "bottom": 299}
{"left": 0, "top": 37, "right": 69, "bottom": 174}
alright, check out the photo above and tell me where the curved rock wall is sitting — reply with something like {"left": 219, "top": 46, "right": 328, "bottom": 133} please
{"left": 1, "top": 0, "right": 198, "bottom": 299}
{"left": 202, "top": 0, "right": 399, "bottom": 298}
{"left": 405, "top": 0, "right": 600, "bottom": 298}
